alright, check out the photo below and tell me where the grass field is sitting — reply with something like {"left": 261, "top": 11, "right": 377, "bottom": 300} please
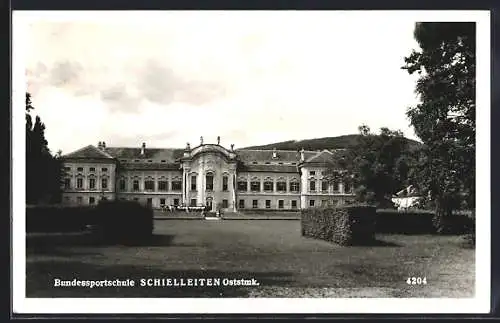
{"left": 26, "top": 219, "right": 475, "bottom": 298}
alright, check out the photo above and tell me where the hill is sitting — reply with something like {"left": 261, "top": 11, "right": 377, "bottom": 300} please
{"left": 241, "top": 134, "right": 422, "bottom": 151}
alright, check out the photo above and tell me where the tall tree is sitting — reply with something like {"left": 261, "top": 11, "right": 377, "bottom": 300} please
{"left": 26, "top": 92, "right": 63, "bottom": 204}
{"left": 402, "top": 22, "right": 475, "bottom": 233}
{"left": 326, "top": 125, "right": 412, "bottom": 208}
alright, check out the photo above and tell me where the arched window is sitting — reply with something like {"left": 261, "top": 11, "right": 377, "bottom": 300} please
{"left": 263, "top": 177, "right": 273, "bottom": 192}
{"left": 222, "top": 173, "right": 229, "bottom": 191}
{"left": 237, "top": 177, "right": 248, "bottom": 191}
{"left": 76, "top": 174, "right": 84, "bottom": 190}
{"left": 172, "top": 176, "right": 182, "bottom": 191}
{"left": 158, "top": 176, "right": 168, "bottom": 191}
{"left": 250, "top": 177, "right": 260, "bottom": 192}
{"left": 206, "top": 172, "right": 214, "bottom": 191}
{"left": 276, "top": 177, "right": 286, "bottom": 192}
{"left": 88, "top": 174, "right": 96, "bottom": 190}
{"left": 101, "top": 175, "right": 109, "bottom": 191}
{"left": 289, "top": 178, "right": 300, "bottom": 192}
{"left": 133, "top": 176, "right": 141, "bottom": 192}
{"left": 144, "top": 176, "right": 155, "bottom": 191}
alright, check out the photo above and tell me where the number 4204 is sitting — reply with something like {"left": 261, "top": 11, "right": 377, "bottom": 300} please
{"left": 406, "top": 277, "right": 427, "bottom": 285}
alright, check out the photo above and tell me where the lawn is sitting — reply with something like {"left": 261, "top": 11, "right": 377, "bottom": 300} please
{"left": 26, "top": 219, "right": 475, "bottom": 298}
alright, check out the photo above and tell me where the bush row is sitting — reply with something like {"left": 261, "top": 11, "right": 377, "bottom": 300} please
{"left": 375, "top": 209, "right": 474, "bottom": 235}
{"left": 301, "top": 205, "right": 377, "bottom": 246}
{"left": 26, "top": 201, "right": 154, "bottom": 243}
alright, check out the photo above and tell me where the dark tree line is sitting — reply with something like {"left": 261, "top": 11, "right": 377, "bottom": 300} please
{"left": 26, "top": 93, "right": 64, "bottom": 204}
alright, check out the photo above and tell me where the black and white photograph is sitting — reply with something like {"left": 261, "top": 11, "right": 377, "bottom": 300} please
{"left": 12, "top": 10, "right": 490, "bottom": 314}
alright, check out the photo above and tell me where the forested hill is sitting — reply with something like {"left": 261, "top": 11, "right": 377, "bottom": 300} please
{"left": 241, "top": 134, "right": 422, "bottom": 151}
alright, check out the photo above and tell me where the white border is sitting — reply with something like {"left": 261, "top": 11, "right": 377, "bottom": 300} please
{"left": 12, "top": 10, "right": 491, "bottom": 314}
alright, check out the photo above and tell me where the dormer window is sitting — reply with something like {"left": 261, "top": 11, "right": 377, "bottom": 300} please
{"left": 265, "top": 162, "right": 270, "bottom": 165}
{"left": 161, "top": 160, "right": 166, "bottom": 163}
{"left": 148, "top": 160, "right": 153, "bottom": 163}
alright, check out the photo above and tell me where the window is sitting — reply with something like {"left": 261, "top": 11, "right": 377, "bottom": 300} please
{"left": 160, "top": 198, "right": 166, "bottom": 205}
{"left": 222, "top": 176, "right": 228, "bottom": 191}
{"left": 321, "top": 171, "right": 326, "bottom": 176}
{"left": 77, "top": 196, "right": 83, "bottom": 205}
{"left": 64, "top": 166, "right": 71, "bottom": 171}
{"left": 64, "top": 178, "right": 70, "bottom": 189}
{"left": 278, "top": 200, "right": 284, "bottom": 209}
{"left": 333, "top": 181, "right": 339, "bottom": 192}
{"left": 145, "top": 179, "right": 154, "bottom": 191}
{"left": 265, "top": 200, "right": 271, "bottom": 209}
{"left": 309, "top": 180, "right": 316, "bottom": 192}
{"left": 206, "top": 174, "right": 214, "bottom": 191}
{"left": 172, "top": 180, "right": 182, "bottom": 191}
{"left": 264, "top": 179, "right": 273, "bottom": 192}
{"left": 252, "top": 200, "right": 258, "bottom": 208}
{"left": 146, "top": 198, "right": 152, "bottom": 207}
{"left": 222, "top": 199, "right": 228, "bottom": 208}
{"left": 89, "top": 167, "right": 95, "bottom": 172}
{"left": 322, "top": 181, "right": 328, "bottom": 192}
{"left": 77, "top": 167, "right": 84, "bottom": 172}
{"left": 161, "top": 160, "right": 166, "bottom": 163}
{"left": 148, "top": 160, "right": 153, "bottom": 163}
{"left": 277, "top": 181, "right": 286, "bottom": 192}
{"left": 101, "top": 178, "right": 108, "bottom": 190}
{"left": 89, "top": 197, "right": 95, "bottom": 205}
{"left": 239, "top": 199, "right": 245, "bottom": 209}
{"left": 119, "top": 178, "right": 126, "bottom": 191}
{"left": 76, "top": 178, "right": 83, "bottom": 189}
{"left": 309, "top": 199, "right": 315, "bottom": 207}
{"left": 102, "top": 167, "right": 108, "bottom": 172}
{"left": 133, "top": 180, "right": 140, "bottom": 191}
{"left": 190, "top": 199, "right": 197, "bottom": 207}
{"left": 344, "top": 182, "right": 351, "bottom": 193}
{"left": 89, "top": 178, "right": 96, "bottom": 190}
{"left": 252, "top": 162, "right": 258, "bottom": 164}
{"left": 237, "top": 181, "right": 248, "bottom": 191}
{"left": 251, "top": 180, "right": 260, "bottom": 192}
{"left": 265, "top": 162, "right": 271, "bottom": 164}
{"left": 322, "top": 200, "right": 329, "bottom": 206}
{"left": 290, "top": 181, "right": 299, "bottom": 192}
{"left": 173, "top": 199, "right": 179, "bottom": 206}
{"left": 158, "top": 180, "right": 168, "bottom": 191}
{"left": 291, "top": 200, "right": 297, "bottom": 209}
{"left": 310, "top": 171, "right": 315, "bottom": 176}
{"left": 191, "top": 175, "right": 197, "bottom": 191}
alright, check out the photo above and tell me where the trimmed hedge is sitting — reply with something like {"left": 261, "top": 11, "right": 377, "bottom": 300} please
{"left": 26, "top": 201, "right": 154, "bottom": 243}
{"left": 26, "top": 205, "right": 95, "bottom": 233}
{"left": 92, "top": 200, "right": 154, "bottom": 243}
{"left": 301, "top": 205, "right": 377, "bottom": 246}
{"left": 375, "top": 209, "right": 474, "bottom": 235}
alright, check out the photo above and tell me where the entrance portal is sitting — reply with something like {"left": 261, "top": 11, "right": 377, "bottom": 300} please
{"left": 206, "top": 197, "right": 213, "bottom": 212}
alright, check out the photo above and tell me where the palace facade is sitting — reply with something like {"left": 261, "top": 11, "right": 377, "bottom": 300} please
{"left": 61, "top": 138, "right": 355, "bottom": 211}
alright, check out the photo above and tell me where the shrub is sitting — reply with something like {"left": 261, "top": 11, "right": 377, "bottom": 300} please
{"left": 375, "top": 209, "right": 474, "bottom": 235}
{"left": 92, "top": 200, "right": 154, "bottom": 243}
{"left": 301, "top": 205, "right": 377, "bottom": 246}
{"left": 26, "top": 205, "right": 94, "bottom": 233}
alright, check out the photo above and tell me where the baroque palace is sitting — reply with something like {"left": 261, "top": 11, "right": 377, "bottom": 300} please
{"left": 61, "top": 137, "right": 355, "bottom": 211}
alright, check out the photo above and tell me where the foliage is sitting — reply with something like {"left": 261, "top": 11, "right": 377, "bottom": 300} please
{"left": 242, "top": 134, "right": 422, "bottom": 151}
{"left": 93, "top": 200, "right": 154, "bottom": 244}
{"left": 402, "top": 23, "right": 475, "bottom": 233}
{"left": 375, "top": 209, "right": 473, "bottom": 235}
{"left": 26, "top": 205, "right": 94, "bottom": 233}
{"left": 301, "top": 205, "right": 377, "bottom": 246}
{"left": 26, "top": 93, "right": 64, "bottom": 204}
{"left": 325, "top": 125, "right": 414, "bottom": 208}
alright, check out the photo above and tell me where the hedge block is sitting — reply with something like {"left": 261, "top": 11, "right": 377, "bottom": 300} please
{"left": 301, "top": 205, "right": 377, "bottom": 246}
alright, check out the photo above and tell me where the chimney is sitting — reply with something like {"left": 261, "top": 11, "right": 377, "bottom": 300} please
{"left": 272, "top": 147, "right": 277, "bottom": 159}
{"left": 300, "top": 148, "right": 305, "bottom": 162}
{"left": 98, "top": 141, "right": 102, "bottom": 149}
{"left": 141, "top": 142, "right": 146, "bottom": 156}
{"left": 102, "top": 141, "right": 106, "bottom": 149}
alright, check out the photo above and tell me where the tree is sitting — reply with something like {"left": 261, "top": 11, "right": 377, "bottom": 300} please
{"left": 26, "top": 92, "right": 63, "bottom": 204}
{"left": 402, "top": 22, "right": 475, "bottom": 233}
{"left": 326, "top": 125, "right": 412, "bottom": 208}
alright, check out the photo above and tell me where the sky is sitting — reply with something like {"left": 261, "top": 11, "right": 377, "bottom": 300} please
{"left": 23, "top": 11, "right": 423, "bottom": 155}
